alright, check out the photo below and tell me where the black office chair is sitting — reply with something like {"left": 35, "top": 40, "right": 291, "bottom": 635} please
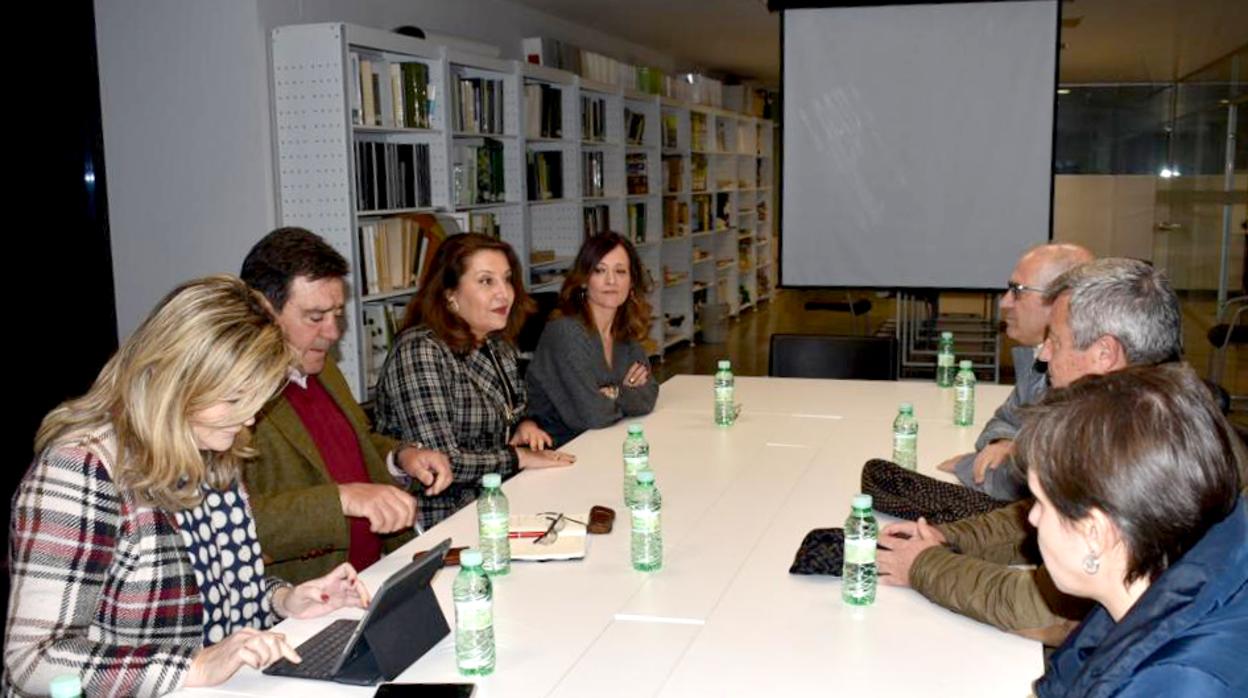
{"left": 768, "top": 334, "right": 899, "bottom": 380}
{"left": 515, "top": 291, "right": 561, "bottom": 378}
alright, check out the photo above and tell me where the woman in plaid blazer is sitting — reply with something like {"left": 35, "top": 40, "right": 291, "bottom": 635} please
{"left": 375, "top": 234, "right": 576, "bottom": 529}
{"left": 5, "top": 276, "right": 369, "bottom": 697}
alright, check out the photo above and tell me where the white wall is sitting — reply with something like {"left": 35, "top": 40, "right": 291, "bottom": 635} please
{"left": 96, "top": 0, "right": 679, "bottom": 337}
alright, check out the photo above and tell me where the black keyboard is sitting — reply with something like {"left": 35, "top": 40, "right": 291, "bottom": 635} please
{"left": 264, "top": 618, "right": 359, "bottom": 680}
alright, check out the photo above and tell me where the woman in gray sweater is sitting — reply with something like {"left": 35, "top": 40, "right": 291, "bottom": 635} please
{"left": 526, "top": 232, "right": 660, "bottom": 447}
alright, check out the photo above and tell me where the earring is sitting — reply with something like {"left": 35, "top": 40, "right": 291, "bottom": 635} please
{"left": 1082, "top": 551, "right": 1100, "bottom": 575}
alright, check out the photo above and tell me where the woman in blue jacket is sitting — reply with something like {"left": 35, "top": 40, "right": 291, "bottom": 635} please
{"left": 1016, "top": 363, "right": 1246, "bottom": 697}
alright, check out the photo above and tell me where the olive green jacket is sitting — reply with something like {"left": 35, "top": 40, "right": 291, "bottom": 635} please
{"left": 910, "top": 500, "right": 1091, "bottom": 644}
{"left": 244, "top": 359, "right": 415, "bottom": 584}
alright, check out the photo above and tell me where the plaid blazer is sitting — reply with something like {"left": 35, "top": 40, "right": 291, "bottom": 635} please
{"left": 374, "top": 327, "right": 521, "bottom": 528}
{"left": 4, "top": 432, "right": 280, "bottom": 698}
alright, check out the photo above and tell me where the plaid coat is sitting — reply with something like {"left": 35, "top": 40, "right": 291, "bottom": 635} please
{"left": 4, "top": 432, "right": 280, "bottom": 697}
{"left": 374, "top": 327, "right": 521, "bottom": 528}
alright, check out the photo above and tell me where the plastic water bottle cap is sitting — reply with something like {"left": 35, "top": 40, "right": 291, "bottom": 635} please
{"left": 899, "top": 402, "right": 913, "bottom": 413}
{"left": 960, "top": 360, "right": 973, "bottom": 370}
{"left": 941, "top": 331, "right": 953, "bottom": 339}
{"left": 852, "top": 493, "right": 873, "bottom": 510}
{"left": 49, "top": 675, "right": 82, "bottom": 698}
{"left": 628, "top": 423, "right": 644, "bottom": 434}
{"left": 717, "top": 359, "right": 731, "bottom": 369}
{"left": 636, "top": 470, "right": 656, "bottom": 484}
{"left": 460, "top": 549, "right": 484, "bottom": 567}
{"left": 481, "top": 473, "right": 502, "bottom": 489}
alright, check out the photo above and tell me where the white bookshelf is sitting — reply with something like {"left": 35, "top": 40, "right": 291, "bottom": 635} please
{"left": 272, "top": 23, "right": 449, "bottom": 401}
{"left": 273, "top": 23, "right": 777, "bottom": 389}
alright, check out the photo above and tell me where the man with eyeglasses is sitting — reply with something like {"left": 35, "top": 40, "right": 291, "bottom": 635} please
{"left": 879, "top": 257, "right": 1186, "bottom": 647}
{"left": 935, "top": 243, "right": 1093, "bottom": 500}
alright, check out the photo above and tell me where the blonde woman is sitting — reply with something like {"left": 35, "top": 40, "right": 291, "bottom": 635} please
{"left": 4, "top": 276, "right": 370, "bottom": 696}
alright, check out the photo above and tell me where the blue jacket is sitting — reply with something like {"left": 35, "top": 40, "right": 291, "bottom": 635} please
{"left": 1035, "top": 496, "right": 1248, "bottom": 697}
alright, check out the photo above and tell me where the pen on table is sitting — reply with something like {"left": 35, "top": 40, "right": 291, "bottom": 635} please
{"left": 414, "top": 519, "right": 426, "bottom": 536}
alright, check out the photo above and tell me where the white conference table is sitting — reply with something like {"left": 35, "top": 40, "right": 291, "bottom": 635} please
{"left": 176, "top": 376, "right": 1038, "bottom": 697}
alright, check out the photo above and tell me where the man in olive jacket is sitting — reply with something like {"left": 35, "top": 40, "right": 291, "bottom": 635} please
{"left": 878, "top": 258, "right": 1183, "bottom": 645}
{"left": 242, "top": 227, "right": 452, "bottom": 583}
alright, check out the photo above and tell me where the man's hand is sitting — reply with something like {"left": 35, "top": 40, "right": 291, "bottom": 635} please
{"left": 338, "top": 482, "right": 417, "bottom": 533}
{"left": 972, "top": 440, "right": 1015, "bottom": 484}
{"left": 397, "top": 446, "right": 452, "bottom": 495}
{"left": 936, "top": 452, "right": 972, "bottom": 474}
{"left": 877, "top": 517, "right": 946, "bottom": 588}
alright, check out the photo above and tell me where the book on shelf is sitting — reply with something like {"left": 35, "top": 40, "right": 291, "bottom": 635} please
{"left": 357, "top": 213, "right": 447, "bottom": 296}
{"left": 692, "top": 194, "right": 712, "bottom": 233}
{"left": 625, "top": 108, "right": 646, "bottom": 146}
{"left": 451, "top": 71, "right": 505, "bottom": 134}
{"left": 626, "top": 152, "right": 648, "bottom": 195}
{"left": 362, "top": 298, "right": 410, "bottom": 390}
{"left": 397, "top": 62, "right": 433, "bottom": 129}
{"left": 662, "top": 155, "right": 683, "bottom": 194}
{"left": 691, "top": 112, "right": 708, "bottom": 150}
{"left": 581, "top": 95, "right": 606, "bottom": 142}
{"left": 524, "top": 83, "right": 563, "bottom": 139}
{"left": 448, "top": 210, "right": 501, "bottom": 238}
{"left": 526, "top": 151, "right": 564, "bottom": 201}
{"left": 351, "top": 54, "right": 434, "bottom": 129}
{"left": 529, "top": 261, "right": 567, "bottom": 290}
{"left": 663, "top": 198, "right": 689, "bottom": 237}
{"left": 583, "top": 204, "right": 610, "bottom": 239}
{"left": 582, "top": 151, "right": 605, "bottom": 198}
{"left": 523, "top": 37, "right": 664, "bottom": 93}
{"left": 627, "top": 202, "right": 647, "bottom": 244}
{"left": 715, "top": 119, "right": 728, "bottom": 151}
{"left": 662, "top": 113, "right": 678, "bottom": 149}
{"left": 452, "top": 137, "right": 506, "bottom": 206}
{"left": 691, "top": 154, "right": 708, "bottom": 192}
{"left": 354, "top": 140, "right": 432, "bottom": 211}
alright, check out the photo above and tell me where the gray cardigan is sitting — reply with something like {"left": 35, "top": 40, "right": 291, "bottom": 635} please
{"left": 525, "top": 316, "right": 659, "bottom": 446}
{"left": 952, "top": 345, "right": 1048, "bottom": 501}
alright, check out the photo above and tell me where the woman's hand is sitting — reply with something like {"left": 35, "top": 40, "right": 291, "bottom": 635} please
{"left": 274, "top": 563, "right": 371, "bottom": 619}
{"left": 509, "top": 419, "right": 553, "bottom": 451}
{"left": 184, "top": 628, "right": 300, "bottom": 687}
{"left": 517, "top": 446, "right": 576, "bottom": 470}
{"left": 621, "top": 362, "right": 650, "bottom": 389}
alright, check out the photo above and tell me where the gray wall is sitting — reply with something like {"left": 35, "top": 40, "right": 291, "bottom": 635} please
{"left": 96, "top": 0, "right": 678, "bottom": 337}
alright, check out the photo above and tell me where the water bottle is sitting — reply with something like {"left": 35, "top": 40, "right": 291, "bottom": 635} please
{"left": 630, "top": 470, "right": 663, "bottom": 571}
{"left": 714, "top": 359, "right": 735, "bottom": 427}
{"left": 453, "top": 549, "right": 495, "bottom": 676}
{"left": 892, "top": 403, "right": 918, "bottom": 470}
{"left": 953, "top": 360, "right": 976, "bottom": 427}
{"left": 936, "top": 331, "right": 956, "bottom": 387}
{"left": 842, "top": 494, "right": 879, "bottom": 606}
{"left": 49, "top": 675, "right": 83, "bottom": 698}
{"left": 478, "top": 473, "right": 510, "bottom": 576}
{"left": 622, "top": 423, "right": 650, "bottom": 506}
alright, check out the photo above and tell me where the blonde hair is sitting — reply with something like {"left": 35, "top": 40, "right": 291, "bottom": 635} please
{"left": 35, "top": 275, "right": 293, "bottom": 511}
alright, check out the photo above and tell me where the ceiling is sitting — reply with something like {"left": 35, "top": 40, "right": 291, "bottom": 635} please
{"left": 505, "top": 0, "right": 1248, "bottom": 85}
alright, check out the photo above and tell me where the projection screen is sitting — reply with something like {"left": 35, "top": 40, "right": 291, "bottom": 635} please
{"left": 780, "top": 0, "right": 1059, "bottom": 289}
